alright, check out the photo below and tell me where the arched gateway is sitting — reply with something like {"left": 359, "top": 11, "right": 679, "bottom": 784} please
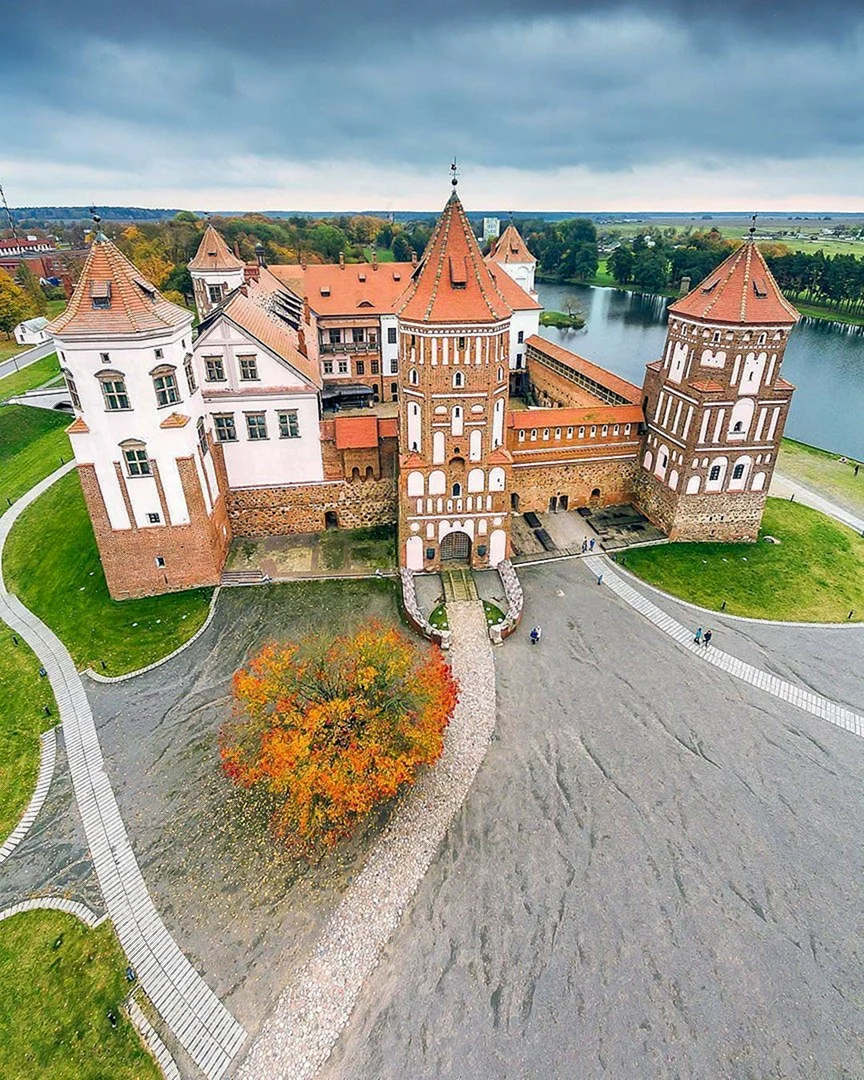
{"left": 440, "top": 530, "right": 472, "bottom": 564}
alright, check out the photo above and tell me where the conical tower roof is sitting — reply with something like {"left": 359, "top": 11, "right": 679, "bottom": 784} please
{"left": 188, "top": 224, "right": 246, "bottom": 272}
{"left": 398, "top": 192, "right": 512, "bottom": 324}
{"left": 47, "top": 236, "right": 191, "bottom": 337}
{"left": 486, "top": 223, "right": 536, "bottom": 265}
{"left": 669, "top": 239, "right": 798, "bottom": 326}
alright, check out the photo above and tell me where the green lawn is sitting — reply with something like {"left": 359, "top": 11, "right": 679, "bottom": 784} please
{"left": 46, "top": 298, "right": 67, "bottom": 319}
{"left": 363, "top": 245, "right": 396, "bottom": 263}
{"left": 622, "top": 498, "right": 864, "bottom": 622}
{"left": 3, "top": 470, "right": 213, "bottom": 675}
{"left": 0, "top": 352, "right": 61, "bottom": 399}
{"left": 778, "top": 438, "right": 864, "bottom": 518}
{"left": 0, "top": 339, "right": 28, "bottom": 363}
{"left": 0, "top": 404, "right": 71, "bottom": 506}
{"left": 428, "top": 603, "right": 449, "bottom": 630}
{"left": 788, "top": 299, "right": 864, "bottom": 327}
{"left": 0, "top": 910, "right": 159, "bottom": 1080}
{"left": 0, "top": 625, "right": 57, "bottom": 842}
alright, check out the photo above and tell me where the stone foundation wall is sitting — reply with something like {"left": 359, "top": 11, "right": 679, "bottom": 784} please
{"left": 510, "top": 457, "right": 638, "bottom": 512}
{"left": 632, "top": 469, "right": 766, "bottom": 542}
{"left": 79, "top": 457, "right": 230, "bottom": 600}
{"left": 227, "top": 476, "right": 397, "bottom": 537}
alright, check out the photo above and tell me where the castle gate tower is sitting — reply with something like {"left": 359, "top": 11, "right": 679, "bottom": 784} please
{"left": 396, "top": 187, "right": 514, "bottom": 571}
{"left": 635, "top": 232, "right": 799, "bottom": 541}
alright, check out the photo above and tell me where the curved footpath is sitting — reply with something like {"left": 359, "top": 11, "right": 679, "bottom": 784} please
{"left": 0, "top": 728, "right": 57, "bottom": 864}
{"left": 584, "top": 554, "right": 864, "bottom": 738}
{"left": 770, "top": 469, "right": 864, "bottom": 535}
{"left": 0, "top": 464, "right": 246, "bottom": 1080}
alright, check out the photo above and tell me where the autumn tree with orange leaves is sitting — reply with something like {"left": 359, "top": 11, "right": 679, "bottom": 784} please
{"left": 220, "top": 622, "right": 458, "bottom": 855}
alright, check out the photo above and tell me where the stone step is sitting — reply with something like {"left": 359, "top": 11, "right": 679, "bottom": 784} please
{"left": 221, "top": 569, "right": 267, "bottom": 586}
{"left": 441, "top": 568, "right": 478, "bottom": 603}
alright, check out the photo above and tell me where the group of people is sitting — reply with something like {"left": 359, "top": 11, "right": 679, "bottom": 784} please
{"left": 580, "top": 537, "right": 596, "bottom": 554}
{"left": 694, "top": 626, "right": 713, "bottom": 648}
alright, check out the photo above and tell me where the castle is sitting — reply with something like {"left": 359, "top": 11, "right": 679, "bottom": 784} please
{"left": 47, "top": 188, "right": 799, "bottom": 599}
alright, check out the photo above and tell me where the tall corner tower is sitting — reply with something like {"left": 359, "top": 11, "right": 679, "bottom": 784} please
{"left": 396, "top": 188, "right": 514, "bottom": 571}
{"left": 188, "top": 224, "right": 246, "bottom": 319}
{"left": 635, "top": 236, "right": 799, "bottom": 541}
{"left": 47, "top": 229, "right": 231, "bottom": 599}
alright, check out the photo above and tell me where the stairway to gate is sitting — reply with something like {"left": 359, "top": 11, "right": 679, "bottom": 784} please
{"left": 441, "top": 568, "right": 478, "bottom": 604}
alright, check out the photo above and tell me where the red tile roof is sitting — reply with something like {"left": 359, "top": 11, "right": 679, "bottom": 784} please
{"left": 334, "top": 415, "right": 380, "bottom": 449}
{"left": 526, "top": 335, "right": 642, "bottom": 404}
{"left": 507, "top": 404, "right": 643, "bottom": 428}
{"left": 398, "top": 193, "right": 512, "bottom": 324}
{"left": 379, "top": 417, "right": 399, "bottom": 438}
{"left": 188, "top": 225, "right": 246, "bottom": 272}
{"left": 66, "top": 417, "right": 89, "bottom": 434}
{"left": 489, "top": 268, "right": 541, "bottom": 311}
{"left": 689, "top": 378, "right": 725, "bottom": 393}
{"left": 47, "top": 237, "right": 191, "bottom": 338}
{"left": 159, "top": 412, "right": 191, "bottom": 428}
{"left": 669, "top": 240, "right": 799, "bottom": 325}
{"left": 486, "top": 224, "right": 536, "bottom": 265}
{"left": 269, "top": 262, "right": 414, "bottom": 316}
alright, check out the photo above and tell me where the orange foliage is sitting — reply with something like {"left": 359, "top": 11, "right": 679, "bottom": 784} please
{"left": 219, "top": 622, "right": 458, "bottom": 855}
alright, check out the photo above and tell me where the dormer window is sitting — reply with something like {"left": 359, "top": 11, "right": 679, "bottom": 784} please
{"left": 91, "top": 281, "right": 111, "bottom": 309}
{"left": 207, "top": 285, "right": 223, "bottom": 304}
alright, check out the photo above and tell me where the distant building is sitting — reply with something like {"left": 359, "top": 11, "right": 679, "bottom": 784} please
{"left": 482, "top": 217, "right": 500, "bottom": 242}
{"left": 13, "top": 316, "right": 51, "bottom": 345}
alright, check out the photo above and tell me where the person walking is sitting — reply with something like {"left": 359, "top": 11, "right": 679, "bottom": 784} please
{"left": 694, "top": 626, "right": 703, "bottom": 645}
{"left": 703, "top": 629, "right": 713, "bottom": 647}
{"left": 581, "top": 538, "right": 588, "bottom": 554}
{"left": 589, "top": 538, "right": 595, "bottom": 552}
{"left": 530, "top": 626, "right": 542, "bottom": 646}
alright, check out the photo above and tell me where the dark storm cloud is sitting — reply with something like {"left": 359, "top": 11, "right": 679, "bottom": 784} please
{"left": 3, "top": 0, "right": 864, "bottom": 196}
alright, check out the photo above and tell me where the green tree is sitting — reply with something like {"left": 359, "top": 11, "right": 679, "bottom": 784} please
{"left": 0, "top": 270, "right": 36, "bottom": 337}
{"left": 173, "top": 210, "right": 199, "bottom": 223}
{"left": 14, "top": 262, "right": 47, "bottom": 317}
{"left": 392, "top": 234, "right": 413, "bottom": 261}
{"left": 632, "top": 249, "right": 670, "bottom": 292}
{"left": 607, "top": 245, "right": 635, "bottom": 285}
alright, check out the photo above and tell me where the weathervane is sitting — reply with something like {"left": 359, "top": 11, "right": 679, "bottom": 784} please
{"left": 89, "top": 204, "right": 106, "bottom": 243}
{"left": 450, "top": 159, "right": 459, "bottom": 189}
{"left": 749, "top": 213, "right": 757, "bottom": 239}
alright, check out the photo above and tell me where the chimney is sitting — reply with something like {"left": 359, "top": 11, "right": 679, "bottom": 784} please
{"left": 300, "top": 251, "right": 307, "bottom": 270}
{"left": 254, "top": 242, "right": 266, "bottom": 268}
{"left": 303, "top": 296, "right": 310, "bottom": 325}
{"left": 297, "top": 326, "right": 307, "bottom": 357}
{"left": 339, "top": 252, "right": 345, "bottom": 269}
{"left": 372, "top": 249, "right": 378, "bottom": 270}
{"left": 679, "top": 275, "right": 691, "bottom": 296}
{"left": 411, "top": 250, "right": 418, "bottom": 266}
{"left": 239, "top": 284, "right": 248, "bottom": 297}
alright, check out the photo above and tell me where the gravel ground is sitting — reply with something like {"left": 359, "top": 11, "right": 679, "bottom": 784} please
{"left": 321, "top": 559, "right": 864, "bottom": 1080}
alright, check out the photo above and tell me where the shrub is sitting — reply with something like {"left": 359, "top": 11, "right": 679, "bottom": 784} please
{"left": 220, "top": 622, "right": 458, "bottom": 854}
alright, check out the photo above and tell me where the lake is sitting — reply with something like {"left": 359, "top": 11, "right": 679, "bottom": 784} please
{"left": 536, "top": 281, "right": 864, "bottom": 461}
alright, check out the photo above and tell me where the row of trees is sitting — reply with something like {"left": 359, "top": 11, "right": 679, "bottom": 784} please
{"left": 521, "top": 218, "right": 599, "bottom": 282}
{"left": 0, "top": 263, "right": 60, "bottom": 338}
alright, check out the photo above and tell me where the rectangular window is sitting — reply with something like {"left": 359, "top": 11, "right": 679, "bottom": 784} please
{"left": 387, "top": 327, "right": 397, "bottom": 344}
{"left": 214, "top": 414, "right": 237, "bottom": 442}
{"left": 197, "top": 417, "right": 208, "bottom": 456}
{"left": 337, "top": 359, "right": 349, "bottom": 375}
{"left": 732, "top": 463, "right": 745, "bottom": 479}
{"left": 154, "top": 348, "right": 164, "bottom": 360}
{"left": 64, "top": 373, "right": 81, "bottom": 410}
{"left": 91, "top": 281, "right": 111, "bottom": 309}
{"left": 390, "top": 382, "right": 398, "bottom": 396}
{"left": 147, "top": 512, "right": 161, "bottom": 523}
{"left": 155, "top": 555, "right": 166, "bottom": 568}
{"left": 517, "top": 330, "right": 524, "bottom": 344}
{"left": 352, "top": 328, "right": 365, "bottom": 343}
{"left": 709, "top": 465, "right": 721, "bottom": 481}
{"left": 323, "top": 359, "right": 333, "bottom": 374}
{"left": 153, "top": 371, "right": 180, "bottom": 407}
{"left": 239, "top": 355, "right": 259, "bottom": 380}
{"left": 204, "top": 357, "right": 225, "bottom": 382}
{"left": 278, "top": 410, "right": 300, "bottom": 438}
{"left": 516, "top": 354, "right": 523, "bottom": 369}
{"left": 457, "top": 336, "right": 466, "bottom": 349}
{"left": 246, "top": 412, "right": 268, "bottom": 440}
{"left": 184, "top": 355, "right": 197, "bottom": 394}
{"left": 208, "top": 285, "right": 222, "bottom": 303}
{"left": 100, "top": 352, "right": 110, "bottom": 364}
{"left": 100, "top": 378, "right": 130, "bottom": 411}
{"left": 328, "top": 329, "right": 341, "bottom": 344}
{"left": 390, "top": 358, "right": 398, "bottom": 374}
{"left": 371, "top": 359, "right": 380, "bottom": 374}
{"left": 124, "top": 447, "right": 150, "bottom": 476}
{"left": 356, "top": 360, "right": 365, "bottom": 375}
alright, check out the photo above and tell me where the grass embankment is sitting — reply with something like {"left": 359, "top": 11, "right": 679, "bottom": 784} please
{"left": 0, "top": 403, "right": 71, "bottom": 506}
{"left": 363, "top": 246, "right": 396, "bottom": 263}
{"left": 318, "top": 524, "right": 396, "bottom": 571}
{"left": 540, "top": 311, "right": 586, "bottom": 330}
{"left": 787, "top": 299, "right": 864, "bottom": 327}
{"left": 778, "top": 438, "right": 864, "bottom": 518}
{"left": 0, "top": 352, "right": 61, "bottom": 399}
{"left": 622, "top": 498, "right": 864, "bottom": 622}
{"left": 0, "top": 625, "right": 57, "bottom": 842}
{"left": 0, "top": 910, "right": 159, "bottom": 1080}
{"left": 0, "top": 340, "right": 28, "bottom": 363}
{"left": 3, "top": 470, "right": 212, "bottom": 675}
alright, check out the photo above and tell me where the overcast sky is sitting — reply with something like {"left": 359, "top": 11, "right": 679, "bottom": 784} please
{"left": 4, "top": 1, "right": 864, "bottom": 212}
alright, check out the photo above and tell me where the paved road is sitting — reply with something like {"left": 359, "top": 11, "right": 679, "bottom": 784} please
{"left": 0, "top": 339, "right": 54, "bottom": 382}
{"left": 322, "top": 560, "right": 864, "bottom": 1080}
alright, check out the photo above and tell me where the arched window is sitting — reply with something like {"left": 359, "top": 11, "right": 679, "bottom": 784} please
{"left": 489, "top": 467, "right": 506, "bottom": 492}
{"left": 119, "top": 438, "right": 151, "bottom": 477}
{"left": 452, "top": 482, "right": 462, "bottom": 497}
{"left": 407, "top": 471, "right": 424, "bottom": 497}
{"left": 453, "top": 371, "right": 464, "bottom": 388}
{"left": 428, "top": 470, "right": 446, "bottom": 495}
{"left": 150, "top": 364, "right": 180, "bottom": 408}
{"left": 467, "top": 468, "right": 484, "bottom": 493}
{"left": 451, "top": 405, "right": 464, "bottom": 436}
{"left": 409, "top": 369, "right": 418, "bottom": 386}
{"left": 469, "top": 429, "right": 482, "bottom": 461}
{"left": 433, "top": 431, "right": 445, "bottom": 464}
{"left": 497, "top": 366, "right": 504, "bottom": 382}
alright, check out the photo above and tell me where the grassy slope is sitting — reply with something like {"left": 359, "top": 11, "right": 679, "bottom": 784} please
{"left": 623, "top": 498, "right": 864, "bottom": 622}
{"left": 778, "top": 438, "right": 864, "bottom": 517}
{"left": 0, "top": 352, "right": 61, "bottom": 399}
{"left": 3, "top": 470, "right": 212, "bottom": 675}
{"left": 0, "top": 624, "right": 57, "bottom": 841}
{"left": 0, "top": 911, "right": 158, "bottom": 1080}
{"left": 0, "top": 405, "right": 71, "bottom": 506}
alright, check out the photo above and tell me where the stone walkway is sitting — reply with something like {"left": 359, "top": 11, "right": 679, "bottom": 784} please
{"left": 0, "top": 465, "right": 246, "bottom": 1079}
{"left": 237, "top": 599, "right": 497, "bottom": 1080}
{"left": 0, "top": 895, "right": 104, "bottom": 928}
{"left": 584, "top": 555, "right": 864, "bottom": 738}
{"left": 0, "top": 728, "right": 56, "bottom": 864}
{"left": 771, "top": 469, "right": 864, "bottom": 534}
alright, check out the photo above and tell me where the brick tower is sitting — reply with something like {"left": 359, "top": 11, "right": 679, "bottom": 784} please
{"left": 48, "top": 225, "right": 230, "bottom": 599}
{"left": 635, "top": 233, "right": 799, "bottom": 541}
{"left": 396, "top": 185, "right": 514, "bottom": 571}
{"left": 188, "top": 224, "right": 246, "bottom": 319}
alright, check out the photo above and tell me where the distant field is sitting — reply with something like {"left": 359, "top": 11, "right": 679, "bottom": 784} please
{"left": 600, "top": 222, "right": 864, "bottom": 258}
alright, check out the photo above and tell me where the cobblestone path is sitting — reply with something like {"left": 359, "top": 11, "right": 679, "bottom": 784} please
{"left": 237, "top": 598, "right": 496, "bottom": 1080}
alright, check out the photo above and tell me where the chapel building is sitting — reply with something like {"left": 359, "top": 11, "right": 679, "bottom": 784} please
{"left": 48, "top": 192, "right": 798, "bottom": 599}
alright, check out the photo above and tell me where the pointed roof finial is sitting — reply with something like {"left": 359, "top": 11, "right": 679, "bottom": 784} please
{"left": 749, "top": 213, "right": 757, "bottom": 240}
{"left": 88, "top": 205, "right": 107, "bottom": 243}
{"left": 450, "top": 158, "right": 459, "bottom": 191}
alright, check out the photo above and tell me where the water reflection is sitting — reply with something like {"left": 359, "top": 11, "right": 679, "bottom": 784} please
{"left": 536, "top": 282, "right": 864, "bottom": 460}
